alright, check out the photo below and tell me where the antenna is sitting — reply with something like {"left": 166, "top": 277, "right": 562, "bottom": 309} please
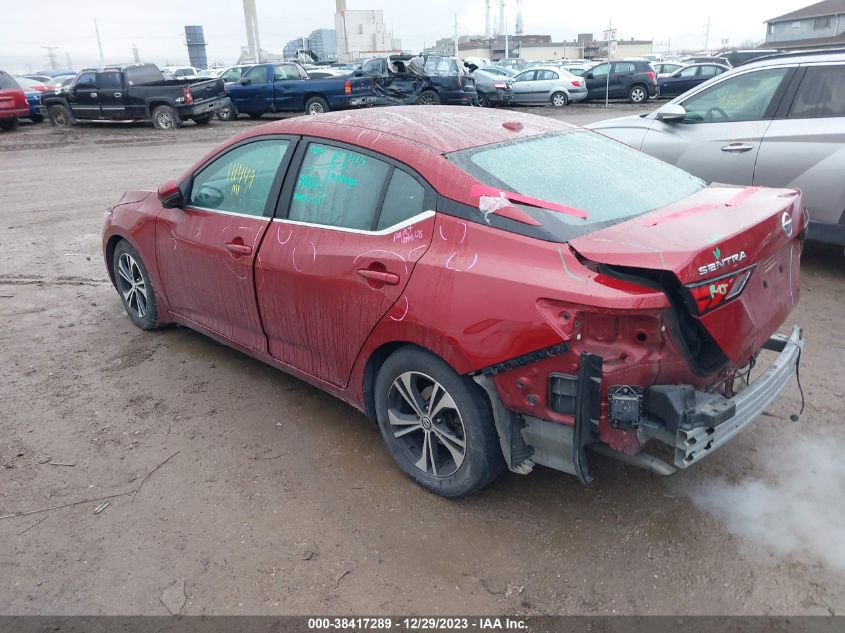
{"left": 43, "top": 46, "right": 59, "bottom": 70}
{"left": 94, "top": 18, "right": 104, "bottom": 64}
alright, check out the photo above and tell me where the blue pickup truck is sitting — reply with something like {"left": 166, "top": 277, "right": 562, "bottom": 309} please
{"left": 219, "top": 61, "right": 376, "bottom": 118}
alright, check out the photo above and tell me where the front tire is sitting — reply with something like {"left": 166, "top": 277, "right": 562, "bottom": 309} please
{"left": 417, "top": 89, "right": 441, "bottom": 106}
{"left": 551, "top": 91, "right": 569, "bottom": 107}
{"left": 0, "top": 117, "right": 18, "bottom": 131}
{"left": 216, "top": 102, "right": 237, "bottom": 121}
{"left": 629, "top": 84, "right": 648, "bottom": 104}
{"left": 304, "top": 96, "right": 329, "bottom": 115}
{"left": 374, "top": 347, "right": 505, "bottom": 497}
{"left": 478, "top": 93, "right": 491, "bottom": 108}
{"left": 152, "top": 104, "right": 180, "bottom": 130}
{"left": 112, "top": 240, "right": 161, "bottom": 331}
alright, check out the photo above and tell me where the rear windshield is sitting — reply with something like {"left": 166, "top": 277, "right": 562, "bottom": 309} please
{"left": 446, "top": 130, "right": 705, "bottom": 240}
{"left": 0, "top": 72, "right": 19, "bottom": 89}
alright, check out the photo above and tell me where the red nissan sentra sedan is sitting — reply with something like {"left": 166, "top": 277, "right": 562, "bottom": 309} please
{"left": 103, "top": 106, "right": 806, "bottom": 497}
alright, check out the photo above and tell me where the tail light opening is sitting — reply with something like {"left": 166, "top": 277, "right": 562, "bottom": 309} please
{"left": 571, "top": 80, "right": 582, "bottom": 87}
{"left": 344, "top": 79, "right": 352, "bottom": 94}
{"left": 182, "top": 86, "right": 193, "bottom": 104}
{"left": 647, "top": 71, "right": 656, "bottom": 82}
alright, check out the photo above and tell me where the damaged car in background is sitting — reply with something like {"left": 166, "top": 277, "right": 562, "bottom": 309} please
{"left": 102, "top": 107, "right": 806, "bottom": 497}
{"left": 357, "top": 54, "right": 477, "bottom": 106}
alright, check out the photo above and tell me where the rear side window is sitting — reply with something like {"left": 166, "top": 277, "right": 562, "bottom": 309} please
{"left": 189, "top": 140, "right": 290, "bottom": 216}
{"left": 699, "top": 65, "right": 722, "bottom": 77}
{"left": 681, "top": 67, "right": 789, "bottom": 123}
{"left": 0, "top": 72, "right": 18, "bottom": 89}
{"left": 614, "top": 62, "right": 635, "bottom": 73}
{"left": 447, "top": 131, "right": 704, "bottom": 239}
{"left": 424, "top": 56, "right": 459, "bottom": 76}
{"left": 536, "top": 70, "right": 558, "bottom": 80}
{"left": 289, "top": 144, "right": 390, "bottom": 230}
{"left": 99, "top": 72, "right": 122, "bottom": 89}
{"left": 789, "top": 65, "right": 845, "bottom": 119}
{"left": 377, "top": 170, "right": 426, "bottom": 230}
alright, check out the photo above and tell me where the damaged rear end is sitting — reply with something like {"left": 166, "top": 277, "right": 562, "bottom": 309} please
{"left": 447, "top": 128, "right": 807, "bottom": 480}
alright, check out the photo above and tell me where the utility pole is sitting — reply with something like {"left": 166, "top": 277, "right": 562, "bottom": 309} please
{"left": 65, "top": 52, "right": 72, "bottom": 70}
{"left": 94, "top": 18, "right": 104, "bottom": 64}
{"left": 43, "top": 46, "right": 59, "bottom": 70}
{"left": 504, "top": 15, "right": 508, "bottom": 60}
{"left": 132, "top": 44, "right": 140, "bottom": 62}
{"left": 453, "top": 13, "right": 459, "bottom": 58}
{"left": 703, "top": 16, "right": 711, "bottom": 51}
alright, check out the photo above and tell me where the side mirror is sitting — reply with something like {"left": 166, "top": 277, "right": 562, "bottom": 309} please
{"left": 353, "top": 69, "right": 364, "bottom": 77}
{"left": 585, "top": 72, "right": 593, "bottom": 79}
{"left": 158, "top": 179, "right": 184, "bottom": 208}
{"left": 655, "top": 103, "right": 686, "bottom": 123}
{"left": 239, "top": 77, "right": 251, "bottom": 85}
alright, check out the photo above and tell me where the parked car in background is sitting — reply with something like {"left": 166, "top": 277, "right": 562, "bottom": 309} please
{"left": 197, "top": 68, "right": 225, "bottom": 78}
{"left": 560, "top": 63, "right": 593, "bottom": 77}
{"left": 680, "top": 55, "right": 730, "bottom": 67}
{"left": 583, "top": 59, "right": 657, "bottom": 103}
{"left": 471, "top": 69, "right": 513, "bottom": 107}
{"left": 16, "top": 76, "right": 57, "bottom": 92}
{"left": 52, "top": 75, "right": 77, "bottom": 89}
{"left": 510, "top": 66, "right": 586, "bottom": 106}
{"left": 587, "top": 50, "right": 845, "bottom": 246}
{"left": 42, "top": 63, "right": 229, "bottom": 129}
{"left": 23, "top": 90, "right": 46, "bottom": 122}
{"left": 477, "top": 65, "right": 516, "bottom": 78}
{"left": 162, "top": 66, "right": 201, "bottom": 80}
{"left": 21, "top": 74, "right": 55, "bottom": 84}
{"left": 718, "top": 49, "right": 781, "bottom": 67}
{"left": 222, "top": 61, "right": 376, "bottom": 117}
{"left": 652, "top": 62, "right": 686, "bottom": 77}
{"left": 103, "top": 106, "right": 806, "bottom": 496}
{"left": 358, "top": 54, "right": 476, "bottom": 106}
{"left": 657, "top": 63, "right": 730, "bottom": 98}
{"left": 306, "top": 68, "right": 351, "bottom": 79}
{"left": 0, "top": 70, "right": 29, "bottom": 131}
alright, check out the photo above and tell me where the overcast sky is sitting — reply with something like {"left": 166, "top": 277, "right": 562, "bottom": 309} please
{"left": 3, "top": 0, "right": 803, "bottom": 72}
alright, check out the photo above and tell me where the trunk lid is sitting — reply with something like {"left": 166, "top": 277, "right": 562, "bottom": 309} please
{"left": 569, "top": 185, "right": 805, "bottom": 367}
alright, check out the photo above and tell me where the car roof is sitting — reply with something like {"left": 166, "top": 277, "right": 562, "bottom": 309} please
{"left": 740, "top": 48, "right": 845, "bottom": 68}
{"left": 242, "top": 106, "right": 575, "bottom": 154}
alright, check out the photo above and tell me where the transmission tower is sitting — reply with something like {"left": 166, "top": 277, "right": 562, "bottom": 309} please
{"left": 132, "top": 43, "right": 140, "bottom": 62}
{"left": 43, "top": 46, "right": 59, "bottom": 70}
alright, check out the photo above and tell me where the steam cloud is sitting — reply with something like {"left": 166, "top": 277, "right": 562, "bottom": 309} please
{"left": 686, "top": 436, "right": 845, "bottom": 574}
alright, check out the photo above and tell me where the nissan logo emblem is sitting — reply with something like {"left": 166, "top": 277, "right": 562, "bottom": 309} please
{"left": 781, "top": 211, "right": 793, "bottom": 237}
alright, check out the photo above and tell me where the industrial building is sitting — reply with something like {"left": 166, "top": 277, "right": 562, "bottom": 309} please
{"left": 284, "top": 29, "right": 338, "bottom": 62}
{"left": 334, "top": 0, "right": 402, "bottom": 62}
{"left": 458, "top": 34, "right": 653, "bottom": 62}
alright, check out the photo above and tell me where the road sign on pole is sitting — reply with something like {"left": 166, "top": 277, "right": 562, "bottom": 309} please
{"left": 603, "top": 20, "right": 617, "bottom": 107}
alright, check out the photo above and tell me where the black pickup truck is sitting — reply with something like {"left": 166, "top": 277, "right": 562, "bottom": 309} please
{"left": 42, "top": 62, "right": 230, "bottom": 130}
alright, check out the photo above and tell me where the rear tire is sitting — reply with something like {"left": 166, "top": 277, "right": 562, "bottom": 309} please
{"left": 192, "top": 114, "right": 213, "bottom": 125}
{"left": 628, "top": 84, "right": 648, "bottom": 104}
{"left": 417, "top": 89, "right": 441, "bottom": 105}
{"left": 304, "top": 96, "right": 329, "bottom": 115}
{"left": 0, "top": 117, "right": 18, "bottom": 131}
{"left": 112, "top": 240, "right": 161, "bottom": 331}
{"left": 152, "top": 104, "right": 180, "bottom": 130}
{"left": 374, "top": 347, "right": 505, "bottom": 497}
{"left": 551, "top": 91, "right": 569, "bottom": 107}
{"left": 478, "top": 93, "right": 491, "bottom": 107}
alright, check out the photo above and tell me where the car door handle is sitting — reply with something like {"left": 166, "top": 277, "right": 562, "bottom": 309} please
{"left": 114, "top": 92, "right": 122, "bottom": 97}
{"left": 225, "top": 242, "right": 252, "bottom": 256}
{"left": 721, "top": 143, "right": 754, "bottom": 153}
{"left": 356, "top": 269, "right": 400, "bottom": 285}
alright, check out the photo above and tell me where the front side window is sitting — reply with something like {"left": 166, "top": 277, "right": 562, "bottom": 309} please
{"left": 681, "top": 67, "right": 789, "bottom": 123}
{"left": 221, "top": 67, "right": 243, "bottom": 82}
{"left": 789, "top": 65, "right": 845, "bottom": 118}
{"left": 243, "top": 66, "right": 267, "bottom": 84}
{"left": 289, "top": 144, "right": 390, "bottom": 230}
{"left": 361, "top": 58, "right": 384, "bottom": 76}
{"left": 590, "top": 63, "right": 609, "bottom": 77}
{"left": 77, "top": 72, "right": 96, "bottom": 86}
{"left": 447, "top": 131, "right": 704, "bottom": 240}
{"left": 189, "top": 140, "right": 290, "bottom": 216}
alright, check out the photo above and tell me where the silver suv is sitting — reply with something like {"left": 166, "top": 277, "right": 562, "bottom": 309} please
{"left": 587, "top": 50, "right": 845, "bottom": 246}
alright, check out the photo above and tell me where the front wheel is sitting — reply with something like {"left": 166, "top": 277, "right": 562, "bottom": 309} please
{"left": 152, "top": 104, "right": 180, "bottom": 130}
{"left": 478, "top": 93, "right": 491, "bottom": 108}
{"left": 0, "top": 117, "right": 18, "bottom": 131}
{"left": 551, "top": 91, "right": 569, "bottom": 108}
{"left": 216, "top": 102, "right": 237, "bottom": 121}
{"left": 304, "top": 96, "right": 330, "bottom": 115}
{"left": 629, "top": 85, "right": 648, "bottom": 104}
{"left": 374, "top": 347, "right": 505, "bottom": 497}
{"left": 417, "top": 90, "right": 441, "bottom": 106}
{"left": 48, "top": 104, "right": 73, "bottom": 127}
{"left": 112, "top": 240, "right": 161, "bottom": 331}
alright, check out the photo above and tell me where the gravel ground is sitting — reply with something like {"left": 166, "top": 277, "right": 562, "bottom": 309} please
{"left": 1, "top": 103, "right": 843, "bottom": 616}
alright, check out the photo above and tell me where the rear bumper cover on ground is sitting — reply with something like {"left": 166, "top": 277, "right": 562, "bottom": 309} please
{"left": 643, "top": 326, "right": 803, "bottom": 468}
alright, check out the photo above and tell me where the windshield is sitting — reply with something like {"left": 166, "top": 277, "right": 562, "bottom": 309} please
{"left": 447, "top": 130, "right": 705, "bottom": 240}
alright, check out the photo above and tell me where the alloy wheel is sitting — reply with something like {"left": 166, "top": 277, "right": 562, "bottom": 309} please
{"left": 631, "top": 87, "right": 646, "bottom": 103}
{"left": 308, "top": 103, "right": 324, "bottom": 115}
{"left": 156, "top": 111, "right": 174, "bottom": 129}
{"left": 387, "top": 371, "right": 467, "bottom": 477}
{"left": 116, "top": 252, "right": 148, "bottom": 319}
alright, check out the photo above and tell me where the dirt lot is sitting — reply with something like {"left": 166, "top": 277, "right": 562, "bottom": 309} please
{"left": 1, "top": 104, "right": 844, "bottom": 616}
